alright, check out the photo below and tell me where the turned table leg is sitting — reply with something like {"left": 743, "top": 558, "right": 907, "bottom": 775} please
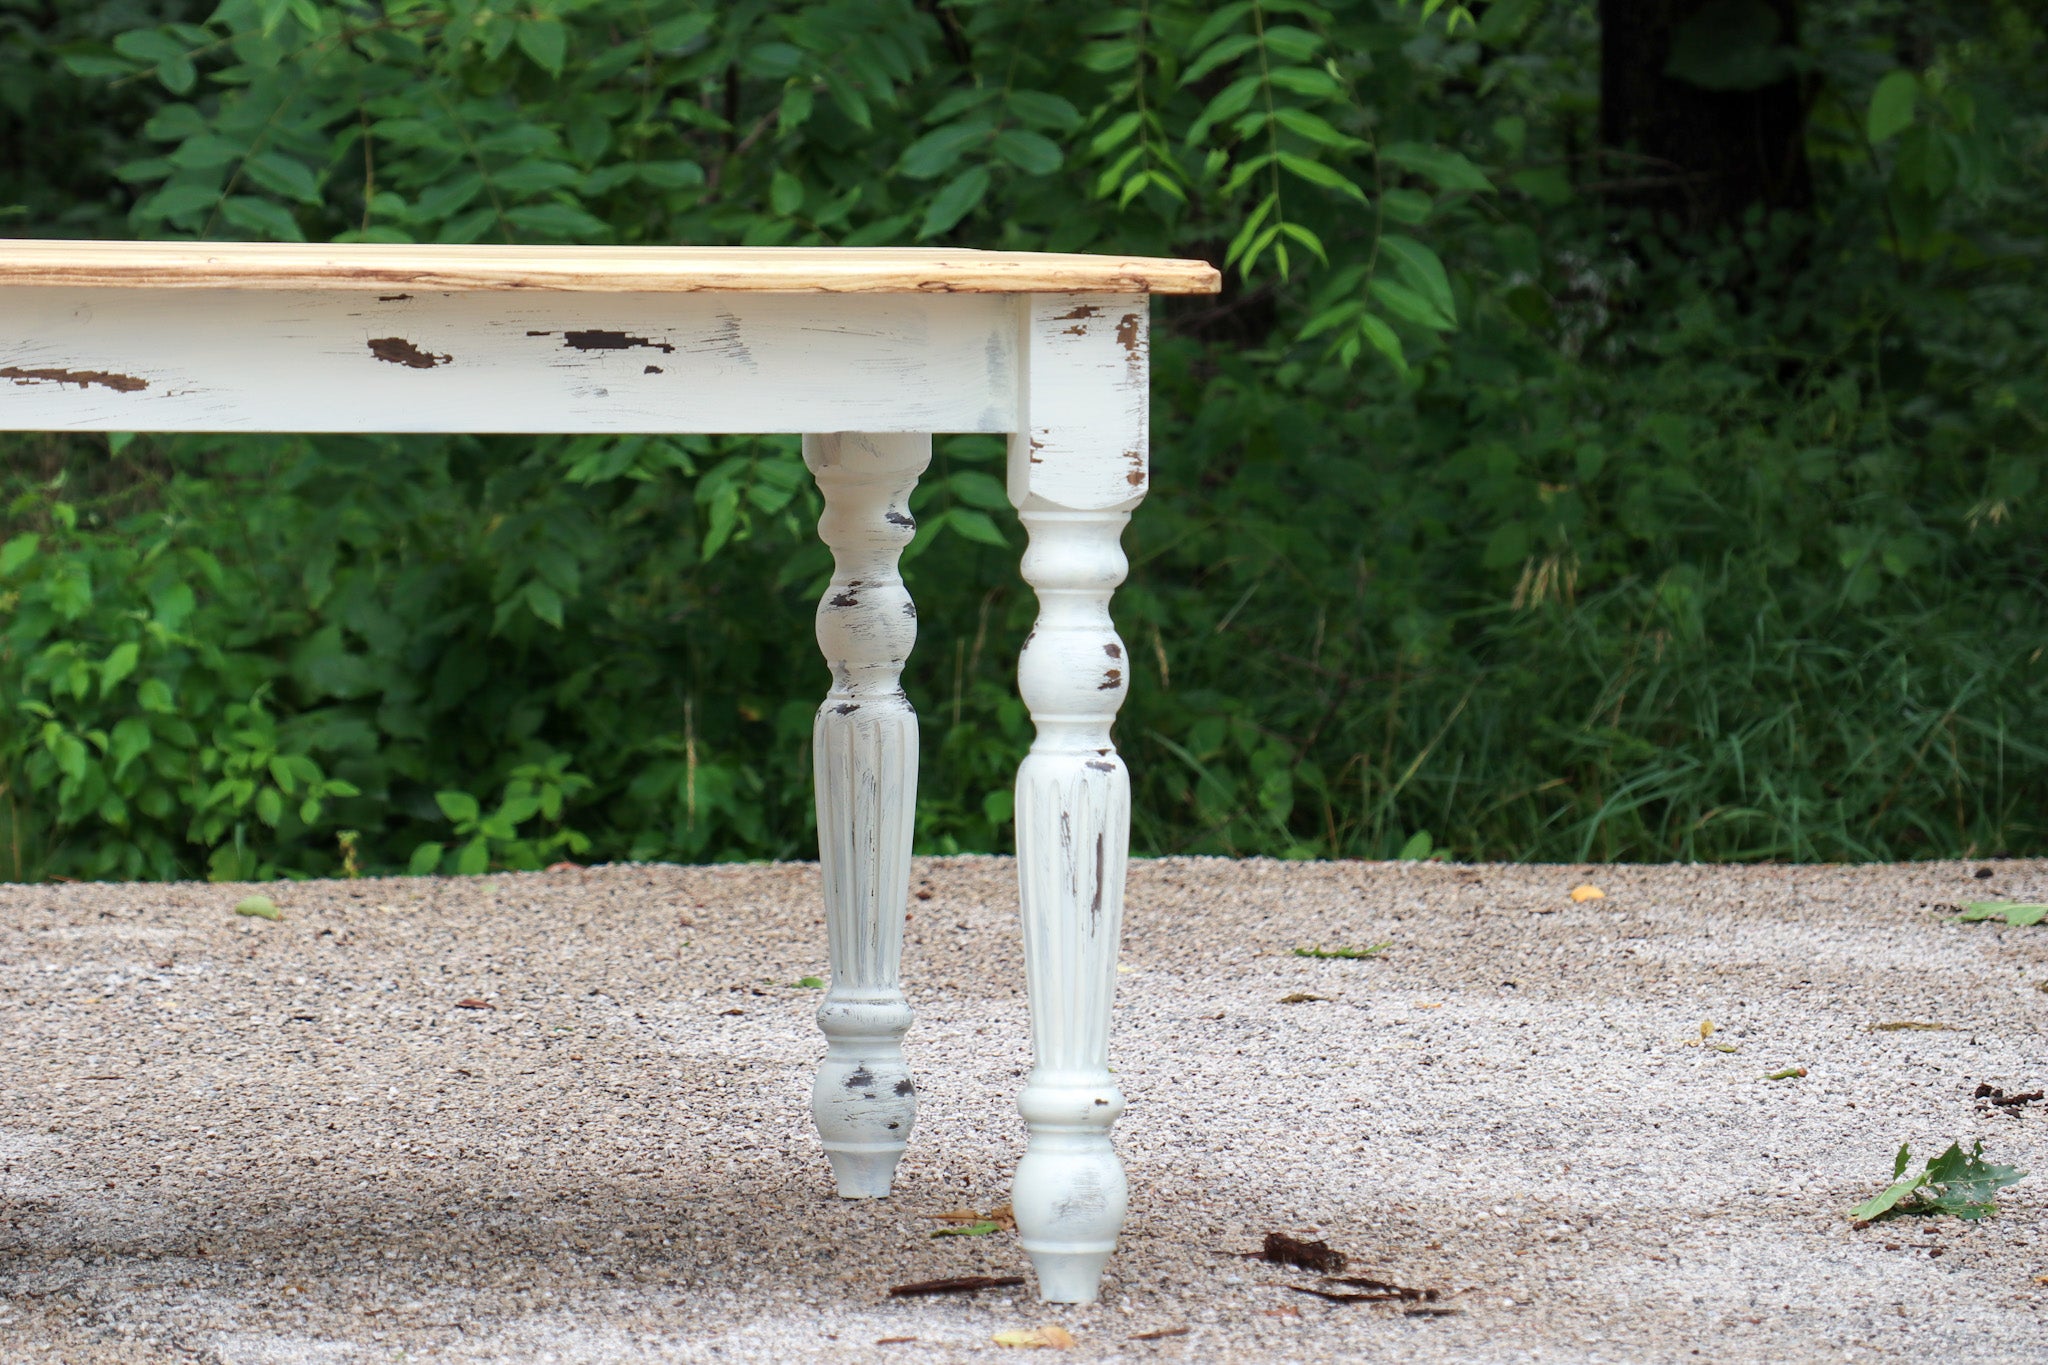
{"left": 1005, "top": 293, "right": 1150, "bottom": 1302}
{"left": 1010, "top": 493, "right": 1139, "bottom": 1303}
{"left": 804, "top": 431, "right": 930, "bottom": 1198}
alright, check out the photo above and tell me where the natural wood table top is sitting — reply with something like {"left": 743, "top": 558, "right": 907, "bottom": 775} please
{"left": 0, "top": 240, "right": 1221, "bottom": 295}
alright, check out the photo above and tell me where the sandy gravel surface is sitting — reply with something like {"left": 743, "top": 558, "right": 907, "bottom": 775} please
{"left": 2, "top": 855, "right": 2046, "bottom": 1364}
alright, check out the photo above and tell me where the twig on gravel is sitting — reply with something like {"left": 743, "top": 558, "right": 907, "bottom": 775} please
{"left": 886, "top": 1274, "right": 1026, "bottom": 1298}
{"left": 1130, "top": 1326, "right": 1190, "bottom": 1340}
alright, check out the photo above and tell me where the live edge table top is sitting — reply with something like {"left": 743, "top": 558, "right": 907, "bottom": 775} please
{"left": 0, "top": 239, "right": 1222, "bottom": 295}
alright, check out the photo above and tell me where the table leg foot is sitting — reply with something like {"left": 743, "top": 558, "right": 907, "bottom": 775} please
{"left": 814, "top": 993, "right": 916, "bottom": 1198}
{"left": 805, "top": 432, "right": 930, "bottom": 1199}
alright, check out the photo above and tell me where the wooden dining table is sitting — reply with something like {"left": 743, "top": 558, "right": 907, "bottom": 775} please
{"left": 0, "top": 239, "right": 1221, "bottom": 1303}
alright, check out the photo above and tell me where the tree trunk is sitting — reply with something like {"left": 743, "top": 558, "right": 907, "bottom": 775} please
{"left": 1598, "top": 0, "right": 1812, "bottom": 231}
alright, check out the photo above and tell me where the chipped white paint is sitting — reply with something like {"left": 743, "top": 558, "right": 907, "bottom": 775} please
{"left": 0, "top": 289, "right": 1016, "bottom": 434}
{"left": 1004, "top": 294, "right": 1149, "bottom": 1303}
{"left": 1007, "top": 293, "right": 1148, "bottom": 512}
{"left": 804, "top": 432, "right": 929, "bottom": 1198}
{"left": 0, "top": 246, "right": 1204, "bottom": 1305}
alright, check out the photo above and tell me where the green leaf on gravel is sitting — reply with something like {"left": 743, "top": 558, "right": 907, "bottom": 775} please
{"left": 1850, "top": 1140, "right": 2026, "bottom": 1223}
{"left": 1957, "top": 901, "right": 2048, "bottom": 927}
{"left": 931, "top": 1221, "right": 1002, "bottom": 1238}
{"left": 793, "top": 976, "right": 824, "bottom": 988}
{"left": 233, "top": 894, "right": 281, "bottom": 920}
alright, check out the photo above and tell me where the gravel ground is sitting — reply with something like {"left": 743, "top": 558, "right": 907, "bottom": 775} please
{"left": 2, "top": 855, "right": 2046, "bottom": 1364}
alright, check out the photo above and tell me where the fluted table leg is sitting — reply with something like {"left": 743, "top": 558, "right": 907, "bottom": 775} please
{"left": 804, "top": 431, "right": 930, "bottom": 1198}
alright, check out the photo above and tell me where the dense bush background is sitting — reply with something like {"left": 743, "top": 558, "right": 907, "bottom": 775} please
{"left": 1, "top": 0, "right": 2042, "bottom": 881}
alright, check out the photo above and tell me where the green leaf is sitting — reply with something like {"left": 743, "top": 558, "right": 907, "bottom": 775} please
{"left": 994, "top": 129, "right": 1062, "bottom": 176}
{"left": 409, "top": 842, "right": 446, "bottom": 875}
{"left": 1356, "top": 312, "right": 1407, "bottom": 374}
{"left": 1848, "top": 1172, "right": 1926, "bottom": 1223}
{"left": 1279, "top": 221, "right": 1327, "bottom": 266}
{"left": 516, "top": 19, "right": 568, "bottom": 76}
{"left": 140, "top": 183, "right": 221, "bottom": 220}
{"left": 1380, "top": 142, "right": 1492, "bottom": 192}
{"left": 220, "top": 196, "right": 306, "bottom": 242}
{"left": 1379, "top": 188, "right": 1433, "bottom": 224}
{"left": 948, "top": 470, "right": 1011, "bottom": 511}
{"left": 944, "top": 507, "right": 1009, "bottom": 548}
{"left": 110, "top": 716, "right": 152, "bottom": 771}
{"left": 1397, "top": 830, "right": 1434, "bottom": 860}
{"left": 1277, "top": 153, "right": 1367, "bottom": 203}
{"left": 138, "top": 678, "right": 175, "bottom": 714}
{"left": 1481, "top": 520, "right": 1530, "bottom": 569}
{"left": 1849, "top": 1140, "right": 2027, "bottom": 1223}
{"left": 770, "top": 169, "right": 804, "bottom": 216}
{"left": 1180, "top": 33, "right": 1258, "bottom": 87}
{"left": 0, "top": 533, "right": 38, "bottom": 577}
{"left": 234, "top": 895, "right": 282, "bottom": 921}
{"left": 100, "top": 641, "right": 141, "bottom": 695}
{"left": 931, "top": 1221, "right": 1002, "bottom": 1238}
{"left": 1006, "top": 91, "right": 1080, "bottom": 131}
{"left": 1272, "top": 107, "right": 1361, "bottom": 151}
{"left": 1370, "top": 277, "right": 1455, "bottom": 331}
{"left": 1091, "top": 112, "right": 1143, "bottom": 157}
{"left": 1961, "top": 901, "right": 2048, "bottom": 927}
{"left": 1379, "top": 234, "right": 1455, "bottom": 326}
{"left": 456, "top": 835, "right": 490, "bottom": 876}
{"left": 900, "top": 120, "right": 989, "bottom": 180}
{"left": 243, "top": 151, "right": 320, "bottom": 204}
{"left": 917, "top": 165, "right": 990, "bottom": 240}
{"left": 436, "top": 790, "right": 481, "bottom": 825}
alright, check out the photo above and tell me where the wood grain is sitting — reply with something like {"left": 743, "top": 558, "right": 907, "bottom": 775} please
{"left": 0, "top": 240, "right": 1220, "bottom": 295}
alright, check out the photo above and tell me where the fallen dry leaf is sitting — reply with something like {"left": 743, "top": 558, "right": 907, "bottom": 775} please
{"left": 993, "top": 1326, "right": 1077, "bottom": 1349}
{"left": 1257, "top": 1232, "right": 1347, "bottom": 1274}
{"left": 1279, "top": 992, "right": 1329, "bottom": 1005}
{"left": 875, "top": 1338, "right": 918, "bottom": 1346}
{"left": 1569, "top": 883, "right": 1605, "bottom": 902}
{"left": 1129, "top": 1326, "right": 1190, "bottom": 1340}
{"left": 1414, "top": 1002, "right": 1443, "bottom": 1010}
{"left": 455, "top": 998, "right": 496, "bottom": 1010}
{"left": 887, "top": 1275, "right": 1024, "bottom": 1298}
{"left": 932, "top": 1203, "right": 1016, "bottom": 1232}
{"left": 545, "top": 860, "right": 582, "bottom": 872}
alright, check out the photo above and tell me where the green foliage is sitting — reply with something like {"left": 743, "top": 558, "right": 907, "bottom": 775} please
{"left": 0, "top": 0, "right": 2044, "bottom": 881}
{"left": 1849, "top": 1140, "right": 2026, "bottom": 1223}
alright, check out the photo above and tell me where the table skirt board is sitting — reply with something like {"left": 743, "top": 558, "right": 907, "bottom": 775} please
{"left": 1, "top": 279, "right": 1174, "bottom": 1304}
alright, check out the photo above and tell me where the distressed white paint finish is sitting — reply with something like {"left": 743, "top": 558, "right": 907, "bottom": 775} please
{"left": 1006, "top": 293, "right": 1149, "bottom": 512}
{"left": 804, "top": 432, "right": 930, "bottom": 1198}
{"left": 0, "top": 248, "right": 1204, "bottom": 1304}
{"left": 0, "top": 288, "right": 1016, "bottom": 433}
{"left": 1006, "top": 294, "right": 1149, "bottom": 1304}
